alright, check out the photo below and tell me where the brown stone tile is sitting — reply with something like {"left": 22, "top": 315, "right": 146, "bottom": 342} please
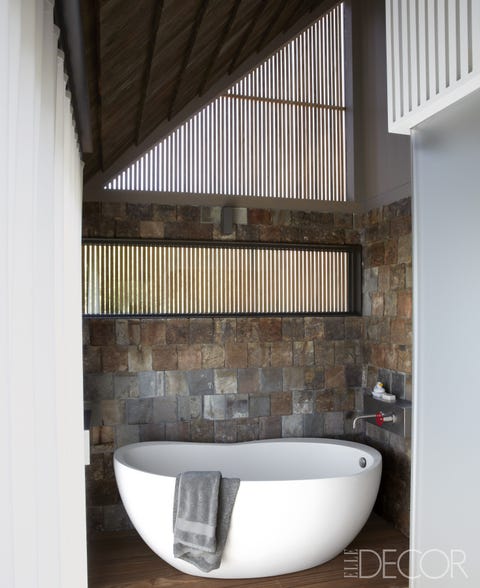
{"left": 325, "top": 366, "right": 345, "bottom": 388}
{"left": 201, "top": 344, "right": 225, "bottom": 368}
{"left": 384, "top": 345, "right": 399, "bottom": 370}
{"left": 237, "top": 368, "right": 260, "bottom": 394}
{"left": 126, "top": 203, "right": 153, "bottom": 220}
{"left": 115, "top": 320, "right": 140, "bottom": 345}
{"left": 334, "top": 212, "right": 353, "bottom": 228}
{"left": 283, "top": 367, "right": 305, "bottom": 390}
{"left": 190, "top": 318, "right": 214, "bottom": 343}
{"left": 115, "top": 220, "right": 140, "bottom": 238}
{"left": 152, "top": 345, "right": 178, "bottom": 370}
{"left": 90, "top": 320, "right": 116, "bottom": 346}
{"left": 304, "top": 366, "right": 325, "bottom": 389}
{"left": 390, "top": 264, "right": 406, "bottom": 290}
{"left": 397, "top": 345, "right": 412, "bottom": 372}
{"left": 293, "top": 341, "right": 314, "bottom": 366}
{"left": 213, "top": 318, "right": 236, "bottom": 343}
{"left": 165, "top": 319, "right": 189, "bottom": 344}
{"left": 314, "top": 340, "right": 335, "bottom": 366}
{"left": 258, "top": 225, "right": 285, "bottom": 242}
{"left": 365, "top": 242, "right": 385, "bottom": 267}
{"left": 214, "top": 421, "right": 237, "bottom": 443}
{"left": 345, "top": 317, "right": 363, "bottom": 340}
{"left": 165, "top": 422, "right": 191, "bottom": 441}
{"left": 315, "top": 390, "right": 335, "bottom": 411}
{"left": 334, "top": 389, "right": 356, "bottom": 411}
{"left": 247, "top": 342, "right": 270, "bottom": 367}
{"left": 247, "top": 208, "right": 272, "bottom": 225}
{"left": 398, "top": 234, "right": 412, "bottom": 263}
{"left": 384, "top": 292, "right": 398, "bottom": 316}
{"left": 304, "top": 317, "right": 325, "bottom": 339}
{"left": 378, "top": 265, "right": 390, "bottom": 291}
{"left": 164, "top": 222, "right": 212, "bottom": 240}
{"left": 99, "top": 400, "right": 125, "bottom": 425}
{"left": 390, "top": 215, "right": 411, "bottom": 237}
{"left": 139, "top": 220, "right": 164, "bottom": 239}
{"left": 140, "top": 320, "right": 166, "bottom": 345}
{"left": 397, "top": 290, "right": 412, "bottom": 319}
{"left": 190, "top": 420, "right": 215, "bottom": 443}
{"left": 102, "top": 202, "right": 126, "bottom": 219}
{"left": 366, "top": 317, "right": 390, "bottom": 342}
{"left": 270, "top": 391, "right": 292, "bottom": 415}
{"left": 384, "top": 238, "right": 398, "bottom": 265}
{"left": 128, "top": 346, "right": 152, "bottom": 372}
{"left": 83, "top": 347, "right": 101, "bottom": 373}
{"left": 324, "top": 317, "right": 345, "bottom": 340}
{"left": 282, "top": 317, "right": 305, "bottom": 340}
{"left": 152, "top": 204, "right": 176, "bottom": 222}
{"left": 224, "top": 342, "right": 248, "bottom": 368}
{"left": 259, "top": 416, "right": 282, "bottom": 439}
{"left": 391, "top": 318, "right": 412, "bottom": 345}
{"left": 177, "top": 345, "right": 202, "bottom": 370}
{"left": 371, "top": 292, "right": 384, "bottom": 316}
{"left": 237, "top": 420, "right": 260, "bottom": 442}
{"left": 258, "top": 318, "right": 282, "bottom": 342}
{"left": 334, "top": 340, "right": 360, "bottom": 365}
{"left": 270, "top": 341, "right": 293, "bottom": 366}
{"left": 101, "top": 347, "right": 128, "bottom": 372}
{"left": 176, "top": 205, "right": 200, "bottom": 222}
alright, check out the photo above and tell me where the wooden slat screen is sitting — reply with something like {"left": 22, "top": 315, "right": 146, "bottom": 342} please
{"left": 83, "top": 241, "right": 359, "bottom": 316}
{"left": 105, "top": 3, "right": 346, "bottom": 201}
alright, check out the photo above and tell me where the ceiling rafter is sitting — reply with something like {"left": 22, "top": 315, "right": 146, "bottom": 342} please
{"left": 255, "top": 0, "right": 290, "bottom": 52}
{"left": 228, "top": 0, "right": 268, "bottom": 75}
{"left": 167, "top": 0, "right": 210, "bottom": 120}
{"left": 94, "top": 0, "right": 104, "bottom": 171}
{"left": 135, "top": 0, "right": 165, "bottom": 145}
{"left": 198, "top": 0, "right": 242, "bottom": 96}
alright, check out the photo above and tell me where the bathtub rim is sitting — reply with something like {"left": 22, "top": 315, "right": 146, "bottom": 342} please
{"left": 114, "top": 437, "right": 382, "bottom": 483}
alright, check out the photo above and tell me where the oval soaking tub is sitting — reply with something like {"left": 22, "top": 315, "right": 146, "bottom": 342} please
{"left": 114, "top": 438, "right": 382, "bottom": 579}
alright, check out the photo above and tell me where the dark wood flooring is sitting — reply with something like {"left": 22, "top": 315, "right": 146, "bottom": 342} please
{"left": 88, "top": 514, "right": 409, "bottom": 588}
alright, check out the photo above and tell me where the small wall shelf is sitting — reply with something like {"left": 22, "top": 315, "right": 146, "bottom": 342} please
{"left": 363, "top": 392, "right": 412, "bottom": 438}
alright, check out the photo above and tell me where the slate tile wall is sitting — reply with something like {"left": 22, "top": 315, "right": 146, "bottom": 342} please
{"left": 83, "top": 199, "right": 412, "bottom": 536}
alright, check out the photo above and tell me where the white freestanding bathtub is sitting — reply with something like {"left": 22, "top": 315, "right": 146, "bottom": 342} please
{"left": 114, "top": 438, "right": 382, "bottom": 579}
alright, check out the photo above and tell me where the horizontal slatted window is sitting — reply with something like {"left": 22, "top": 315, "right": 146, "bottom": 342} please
{"left": 105, "top": 2, "right": 346, "bottom": 201}
{"left": 83, "top": 240, "right": 361, "bottom": 316}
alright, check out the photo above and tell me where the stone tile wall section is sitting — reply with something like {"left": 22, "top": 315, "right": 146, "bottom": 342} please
{"left": 83, "top": 198, "right": 412, "bottom": 536}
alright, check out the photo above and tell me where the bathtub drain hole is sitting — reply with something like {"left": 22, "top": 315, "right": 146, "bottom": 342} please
{"left": 359, "top": 457, "right": 367, "bottom": 468}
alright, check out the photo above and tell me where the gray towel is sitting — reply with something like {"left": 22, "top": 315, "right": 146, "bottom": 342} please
{"left": 173, "top": 470, "right": 240, "bottom": 572}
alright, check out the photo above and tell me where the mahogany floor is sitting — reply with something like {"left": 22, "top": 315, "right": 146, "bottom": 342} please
{"left": 88, "top": 513, "right": 409, "bottom": 588}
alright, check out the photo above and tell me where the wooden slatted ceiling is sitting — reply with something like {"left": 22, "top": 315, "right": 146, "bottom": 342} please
{"left": 81, "top": 0, "right": 328, "bottom": 183}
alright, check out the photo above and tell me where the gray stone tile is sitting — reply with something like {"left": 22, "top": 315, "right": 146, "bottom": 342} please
{"left": 214, "top": 420, "right": 237, "bottom": 443}
{"left": 165, "top": 422, "right": 190, "bottom": 441}
{"left": 282, "top": 414, "right": 304, "bottom": 437}
{"left": 165, "top": 371, "right": 189, "bottom": 396}
{"left": 237, "top": 421, "right": 259, "bottom": 442}
{"left": 126, "top": 398, "right": 153, "bottom": 424}
{"left": 139, "top": 423, "right": 166, "bottom": 442}
{"left": 237, "top": 368, "right": 260, "bottom": 394}
{"left": 304, "top": 413, "right": 324, "bottom": 437}
{"left": 378, "top": 368, "right": 392, "bottom": 391}
{"left": 203, "top": 395, "right": 226, "bottom": 420}
{"left": 103, "top": 504, "right": 133, "bottom": 531}
{"left": 345, "top": 365, "right": 363, "bottom": 387}
{"left": 153, "top": 397, "right": 177, "bottom": 422}
{"left": 113, "top": 374, "right": 139, "bottom": 399}
{"left": 178, "top": 396, "right": 202, "bottom": 421}
{"left": 84, "top": 374, "right": 114, "bottom": 401}
{"left": 260, "top": 367, "right": 283, "bottom": 393}
{"left": 282, "top": 367, "right": 305, "bottom": 391}
{"left": 249, "top": 395, "right": 270, "bottom": 418}
{"left": 292, "top": 390, "right": 314, "bottom": 414}
{"left": 324, "top": 411, "right": 345, "bottom": 435}
{"left": 186, "top": 370, "right": 213, "bottom": 396}
{"left": 259, "top": 416, "right": 282, "bottom": 439}
{"left": 191, "top": 420, "right": 215, "bottom": 442}
{"left": 99, "top": 400, "right": 125, "bottom": 425}
{"left": 213, "top": 369, "right": 237, "bottom": 394}
{"left": 138, "top": 371, "right": 164, "bottom": 397}
{"left": 115, "top": 424, "right": 140, "bottom": 448}
{"left": 225, "top": 394, "right": 249, "bottom": 419}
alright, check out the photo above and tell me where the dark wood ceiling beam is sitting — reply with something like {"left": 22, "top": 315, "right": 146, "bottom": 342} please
{"left": 198, "top": 0, "right": 242, "bottom": 96}
{"left": 167, "top": 0, "right": 210, "bottom": 120}
{"left": 135, "top": 0, "right": 165, "bottom": 144}
{"left": 255, "top": 0, "right": 289, "bottom": 52}
{"left": 282, "top": 0, "right": 306, "bottom": 33}
{"left": 94, "top": 0, "right": 104, "bottom": 171}
{"left": 228, "top": 0, "right": 268, "bottom": 75}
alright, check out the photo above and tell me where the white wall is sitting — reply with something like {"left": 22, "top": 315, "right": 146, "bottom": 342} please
{"left": 0, "top": 1, "right": 87, "bottom": 587}
{"left": 411, "top": 88, "right": 480, "bottom": 586}
{"left": 353, "top": 0, "right": 411, "bottom": 210}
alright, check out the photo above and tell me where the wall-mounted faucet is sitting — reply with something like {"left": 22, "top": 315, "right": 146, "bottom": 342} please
{"left": 353, "top": 411, "right": 397, "bottom": 430}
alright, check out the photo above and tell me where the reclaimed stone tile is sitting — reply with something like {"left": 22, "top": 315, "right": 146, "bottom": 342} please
{"left": 83, "top": 359, "right": 109, "bottom": 396}
{"left": 377, "top": 265, "right": 390, "bottom": 291}
{"left": 164, "top": 371, "right": 189, "bottom": 396}
{"left": 249, "top": 395, "right": 270, "bottom": 417}
{"left": 391, "top": 318, "right": 412, "bottom": 345}
{"left": 282, "top": 414, "right": 304, "bottom": 437}
{"left": 282, "top": 318, "right": 305, "bottom": 340}
{"left": 390, "top": 215, "right": 411, "bottom": 238}
{"left": 138, "top": 371, "right": 164, "bottom": 397}
{"left": 397, "top": 234, "right": 412, "bottom": 263}
{"left": 165, "top": 222, "right": 212, "bottom": 240}
{"left": 165, "top": 319, "right": 189, "bottom": 344}
{"left": 334, "top": 212, "right": 353, "bottom": 228}
{"left": 325, "top": 366, "right": 345, "bottom": 388}
{"left": 345, "top": 317, "right": 363, "bottom": 340}
{"left": 384, "top": 292, "right": 398, "bottom": 316}
{"left": 365, "top": 242, "right": 385, "bottom": 267}
{"left": 236, "top": 224, "right": 260, "bottom": 241}
{"left": 226, "top": 394, "right": 249, "bottom": 419}
{"left": 126, "top": 203, "right": 153, "bottom": 220}
{"left": 271, "top": 210, "right": 291, "bottom": 226}
{"left": 152, "top": 345, "right": 178, "bottom": 370}
{"left": 258, "top": 318, "right": 282, "bottom": 342}
{"left": 304, "top": 413, "right": 324, "bottom": 437}
{"left": 213, "top": 318, "right": 236, "bottom": 343}
{"left": 293, "top": 341, "right": 314, "bottom": 366}
{"left": 334, "top": 390, "right": 355, "bottom": 411}
{"left": 178, "top": 396, "right": 202, "bottom": 421}
{"left": 293, "top": 390, "right": 314, "bottom": 414}
{"left": 390, "top": 264, "right": 406, "bottom": 290}
{"left": 113, "top": 374, "right": 138, "bottom": 399}
{"left": 304, "top": 366, "right": 325, "bottom": 389}
{"left": 405, "top": 263, "right": 413, "bottom": 289}
{"left": 260, "top": 367, "right": 283, "bottom": 393}
{"left": 324, "top": 411, "right": 345, "bottom": 435}
{"left": 324, "top": 317, "right": 345, "bottom": 340}
{"left": 165, "top": 422, "right": 191, "bottom": 441}
{"left": 363, "top": 267, "right": 379, "bottom": 293}
{"left": 115, "top": 320, "right": 140, "bottom": 345}
{"left": 334, "top": 340, "right": 359, "bottom": 365}
{"left": 126, "top": 398, "right": 153, "bottom": 424}
{"left": 204, "top": 395, "right": 226, "bottom": 420}
{"left": 139, "top": 220, "right": 164, "bottom": 238}
{"left": 153, "top": 397, "right": 177, "bottom": 422}
{"left": 177, "top": 205, "right": 200, "bottom": 222}
{"left": 102, "top": 347, "right": 128, "bottom": 372}
{"left": 247, "top": 342, "right": 270, "bottom": 367}
{"left": 397, "top": 345, "right": 412, "bottom": 372}
{"left": 190, "top": 318, "right": 214, "bottom": 343}
{"left": 314, "top": 341, "right": 335, "bottom": 366}
{"left": 140, "top": 320, "right": 166, "bottom": 345}
{"left": 214, "top": 420, "right": 237, "bottom": 442}
{"left": 384, "top": 239, "right": 398, "bottom": 265}
{"left": 315, "top": 390, "right": 335, "bottom": 411}
{"left": 237, "top": 368, "right": 260, "bottom": 394}
{"left": 366, "top": 317, "right": 390, "bottom": 342}
{"left": 188, "top": 369, "right": 214, "bottom": 395}
{"left": 202, "top": 344, "right": 225, "bottom": 368}
{"left": 213, "top": 369, "right": 237, "bottom": 395}
{"left": 304, "top": 317, "right": 325, "bottom": 339}
{"left": 152, "top": 204, "right": 176, "bottom": 221}
{"left": 283, "top": 366, "right": 305, "bottom": 391}
{"left": 102, "top": 202, "right": 126, "bottom": 219}
{"left": 114, "top": 424, "right": 140, "bottom": 448}
{"left": 270, "top": 341, "right": 293, "bottom": 367}
{"left": 190, "top": 420, "right": 215, "bottom": 442}
{"left": 384, "top": 345, "right": 399, "bottom": 370}
{"left": 371, "top": 292, "right": 384, "bottom": 316}
{"left": 259, "top": 415, "right": 282, "bottom": 439}
{"left": 224, "top": 342, "right": 248, "bottom": 368}
{"left": 270, "top": 391, "right": 292, "bottom": 415}
{"left": 177, "top": 345, "right": 202, "bottom": 370}
{"left": 139, "top": 423, "right": 166, "bottom": 442}
{"left": 90, "top": 320, "right": 116, "bottom": 346}
{"left": 115, "top": 220, "right": 140, "bottom": 238}
{"left": 247, "top": 208, "right": 272, "bottom": 224}
{"left": 237, "top": 421, "right": 259, "bottom": 442}
{"left": 128, "top": 346, "right": 152, "bottom": 372}
{"left": 345, "top": 365, "right": 363, "bottom": 387}
{"left": 103, "top": 503, "right": 132, "bottom": 532}
{"left": 397, "top": 290, "right": 412, "bottom": 319}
